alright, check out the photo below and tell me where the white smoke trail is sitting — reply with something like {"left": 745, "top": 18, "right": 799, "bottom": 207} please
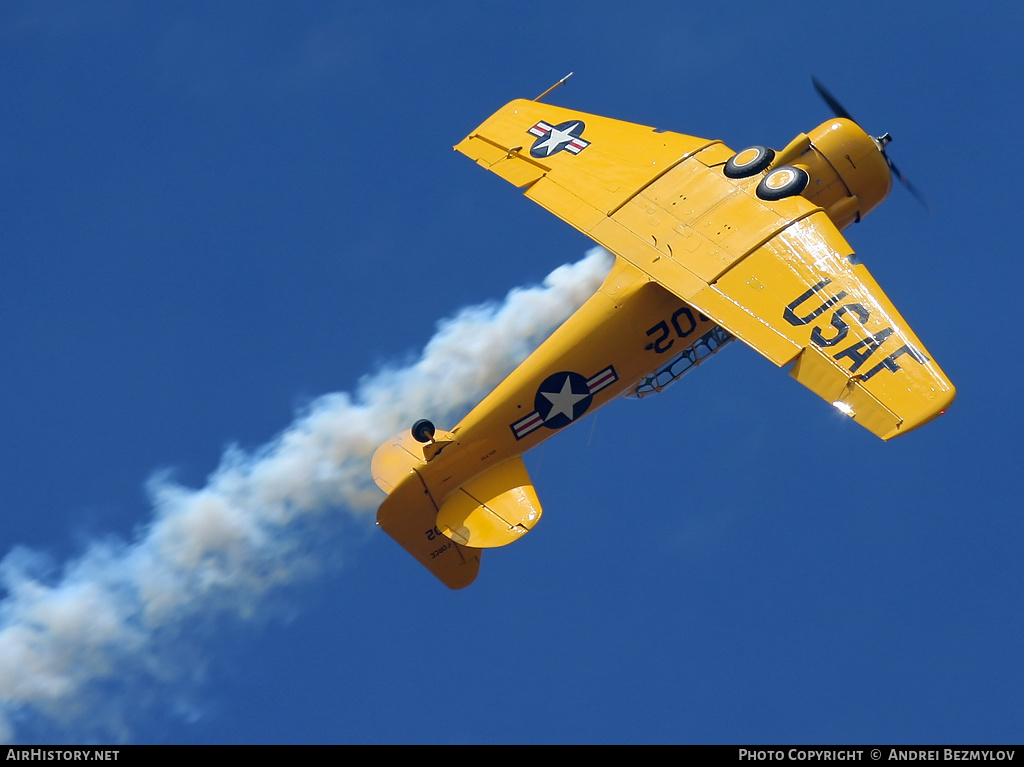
{"left": 0, "top": 247, "right": 614, "bottom": 743}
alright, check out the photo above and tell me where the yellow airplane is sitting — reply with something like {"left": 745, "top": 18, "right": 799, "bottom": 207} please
{"left": 371, "top": 79, "right": 955, "bottom": 589}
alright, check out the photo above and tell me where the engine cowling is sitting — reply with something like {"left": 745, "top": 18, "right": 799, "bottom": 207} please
{"left": 774, "top": 118, "right": 893, "bottom": 230}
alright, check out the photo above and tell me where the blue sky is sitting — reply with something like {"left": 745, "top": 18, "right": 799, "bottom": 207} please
{"left": 1, "top": 1, "right": 1021, "bottom": 745}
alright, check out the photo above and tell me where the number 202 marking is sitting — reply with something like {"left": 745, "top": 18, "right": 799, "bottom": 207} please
{"left": 645, "top": 306, "right": 698, "bottom": 354}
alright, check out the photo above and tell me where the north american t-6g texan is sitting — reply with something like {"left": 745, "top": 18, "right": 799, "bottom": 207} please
{"left": 371, "top": 77, "right": 955, "bottom": 589}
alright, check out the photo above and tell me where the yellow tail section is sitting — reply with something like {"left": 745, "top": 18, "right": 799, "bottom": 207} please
{"left": 372, "top": 429, "right": 543, "bottom": 589}
{"left": 376, "top": 470, "right": 482, "bottom": 590}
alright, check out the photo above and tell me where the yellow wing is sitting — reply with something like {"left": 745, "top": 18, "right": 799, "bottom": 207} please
{"left": 456, "top": 99, "right": 954, "bottom": 440}
{"left": 455, "top": 99, "right": 722, "bottom": 230}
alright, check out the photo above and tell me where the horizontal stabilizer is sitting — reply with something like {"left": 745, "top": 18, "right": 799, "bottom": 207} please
{"left": 374, "top": 426, "right": 545, "bottom": 587}
{"left": 437, "top": 457, "right": 542, "bottom": 548}
{"left": 376, "top": 470, "right": 482, "bottom": 590}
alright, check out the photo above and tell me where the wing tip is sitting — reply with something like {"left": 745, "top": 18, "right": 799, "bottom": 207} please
{"left": 881, "top": 384, "right": 956, "bottom": 441}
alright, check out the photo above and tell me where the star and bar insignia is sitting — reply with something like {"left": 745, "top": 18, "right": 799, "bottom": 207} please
{"left": 527, "top": 120, "right": 591, "bottom": 158}
{"left": 510, "top": 366, "right": 618, "bottom": 440}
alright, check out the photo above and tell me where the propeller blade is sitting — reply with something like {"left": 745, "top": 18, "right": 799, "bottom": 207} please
{"left": 812, "top": 76, "right": 855, "bottom": 122}
{"left": 811, "top": 77, "right": 930, "bottom": 212}
{"left": 886, "top": 154, "right": 931, "bottom": 211}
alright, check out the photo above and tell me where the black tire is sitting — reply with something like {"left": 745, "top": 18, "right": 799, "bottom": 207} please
{"left": 411, "top": 419, "right": 436, "bottom": 443}
{"left": 723, "top": 145, "right": 775, "bottom": 179}
{"left": 756, "top": 166, "right": 809, "bottom": 200}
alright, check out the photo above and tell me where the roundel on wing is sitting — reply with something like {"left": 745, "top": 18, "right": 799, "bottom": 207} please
{"left": 528, "top": 120, "right": 590, "bottom": 158}
{"left": 534, "top": 371, "right": 593, "bottom": 429}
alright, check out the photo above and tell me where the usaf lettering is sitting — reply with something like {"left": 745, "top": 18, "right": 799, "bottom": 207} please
{"left": 784, "top": 278, "right": 928, "bottom": 379}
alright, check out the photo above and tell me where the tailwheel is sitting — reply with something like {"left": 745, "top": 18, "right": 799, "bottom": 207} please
{"left": 411, "top": 419, "right": 436, "bottom": 443}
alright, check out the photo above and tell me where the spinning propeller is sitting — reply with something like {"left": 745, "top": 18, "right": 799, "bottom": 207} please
{"left": 812, "top": 77, "right": 929, "bottom": 211}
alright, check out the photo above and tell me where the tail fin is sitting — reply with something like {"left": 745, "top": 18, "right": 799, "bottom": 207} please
{"left": 372, "top": 428, "right": 543, "bottom": 589}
